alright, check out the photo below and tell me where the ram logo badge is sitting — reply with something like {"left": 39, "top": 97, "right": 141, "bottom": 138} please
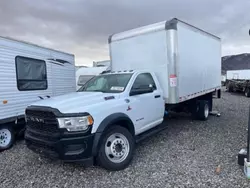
{"left": 27, "top": 116, "right": 45, "bottom": 123}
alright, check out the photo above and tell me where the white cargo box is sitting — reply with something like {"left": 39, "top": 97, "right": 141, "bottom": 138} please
{"left": 109, "top": 18, "right": 221, "bottom": 104}
{"left": 226, "top": 70, "right": 250, "bottom": 80}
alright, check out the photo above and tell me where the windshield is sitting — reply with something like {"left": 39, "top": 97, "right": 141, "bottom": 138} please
{"left": 78, "top": 73, "right": 132, "bottom": 93}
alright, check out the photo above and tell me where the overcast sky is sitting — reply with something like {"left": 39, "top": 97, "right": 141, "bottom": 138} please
{"left": 0, "top": 0, "right": 249, "bottom": 66}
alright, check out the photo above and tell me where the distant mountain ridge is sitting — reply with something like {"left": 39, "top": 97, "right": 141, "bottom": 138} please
{"left": 222, "top": 53, "right": 250, "bottom": 74}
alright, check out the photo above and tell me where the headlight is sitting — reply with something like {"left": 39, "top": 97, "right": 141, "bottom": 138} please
{"left": 57, "top": 116, "right": 93, "bottom": 132}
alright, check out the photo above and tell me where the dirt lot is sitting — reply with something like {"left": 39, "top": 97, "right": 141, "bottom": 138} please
{"left": 1, "top": 90, "right": 250, "bottom": 188}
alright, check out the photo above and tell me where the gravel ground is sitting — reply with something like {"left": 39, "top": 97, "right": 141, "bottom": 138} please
{"left": 1, "top": 90, "right": 250, "bottom": 188}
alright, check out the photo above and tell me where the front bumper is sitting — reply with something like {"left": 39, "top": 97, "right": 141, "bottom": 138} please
{"left": 25, "top": 130, "right": 94, "bottom": 166}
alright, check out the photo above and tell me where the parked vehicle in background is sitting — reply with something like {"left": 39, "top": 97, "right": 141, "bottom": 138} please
{"left": 75, "top": 65, "right": 88, "bottom": 71}
{"left": 221, "top": 75, "right": 226, "bottom": 86}
{"left": 25, "top": 18, "right": 221, "bottom": 171}
{"left": 93, "top": 60, "right": 110, "bottom": 68}
{"left": 226, "top": 69, "right": 250, "bottom": 97}
{"left": 0, "top": 36, "right": 76, "bottom": 151}
{"left": 76, "top": 67, "right": 109, "bottom": 90}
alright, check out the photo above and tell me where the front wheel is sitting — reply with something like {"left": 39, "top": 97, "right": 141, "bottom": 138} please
{"left": 96, "top": 126, "right": 135, "bottom": 171}
{"left": 0, "top": 126, "right": 15, "bottom": 151}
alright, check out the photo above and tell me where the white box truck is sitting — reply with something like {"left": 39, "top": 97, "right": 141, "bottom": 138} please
{"left": 226, "top": 70, "right": 250, "bottom": 97}
{"left": 0, "top": 36, "right": 76, "bottom": 151}
{"left": 24, "top": 18, "right": 221, "bottom": 171}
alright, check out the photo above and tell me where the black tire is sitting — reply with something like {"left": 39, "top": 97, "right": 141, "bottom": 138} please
{"left": 96, "top": 126, "right": 135, "bottom": 171}
{"left": 208, "top": 98, "right": 213, "bottom": 112}
{"left": 227, "top": 82, "right": 234, "bottom": 92}
{"left": 197, "top": 100, "right": 209, "bottom": 121}
{"left": 228, "top": 85, "right": 233, "bottom": 92}
{"left": 190, "top": 102, "right": 199, "bottom": 120}
{"left": 0, "top": 125, "right": 15, "bottom": 151}
{"left": 245, "top": 88, "right": 250, "bottom": 98}
{"left": 217, "top": 89, "right": 221, "bottom": 99}
{"left": 191, "top": 100, "right": 209, "bottom": 121}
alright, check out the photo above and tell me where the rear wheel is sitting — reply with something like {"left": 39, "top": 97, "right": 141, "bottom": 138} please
{"left": 96, "top": 126, "right": 135, "bottom": 171}
{"left": 197, "top": 100, "right": 209, "bottom": 120}
{"left": 0, "top": 126, "right": 15, "bottom": 151}
{"left": 227, "top": 82, "right": 234, "bottom": 92}
{"left": 191, "top": 100, "right": 210, "bottom": 121}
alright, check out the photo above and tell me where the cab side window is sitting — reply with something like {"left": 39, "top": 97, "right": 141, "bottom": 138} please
{"left": 132, "top": 73, "right": 157, "bottom": 90}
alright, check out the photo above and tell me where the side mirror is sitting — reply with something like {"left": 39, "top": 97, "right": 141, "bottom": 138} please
{"left": 130, "top": 85, "right": 154, "bottom": 96}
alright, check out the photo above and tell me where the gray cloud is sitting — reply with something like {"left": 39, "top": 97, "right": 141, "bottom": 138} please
{"left": 0, "top": 0, "right": 250, "bottom": 65}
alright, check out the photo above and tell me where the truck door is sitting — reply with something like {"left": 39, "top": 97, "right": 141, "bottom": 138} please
{"left": 128, "top": 73, "right": 164, "bottom": 135}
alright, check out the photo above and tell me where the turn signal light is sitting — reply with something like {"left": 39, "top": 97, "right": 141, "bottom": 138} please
{"left": 88, "top": 116, "right": 94, "bottom": 125}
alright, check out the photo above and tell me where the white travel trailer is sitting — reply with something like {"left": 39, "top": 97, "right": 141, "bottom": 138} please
{"left": 76, "top": 66, "right": 109, "bottom": 90}
{"left": 0, "top": 36, "right": 76, "bottom": 150}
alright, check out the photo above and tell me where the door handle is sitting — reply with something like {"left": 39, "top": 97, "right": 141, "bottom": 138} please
{"left": 154, "top": 95, "right": 161, "bottom": 98}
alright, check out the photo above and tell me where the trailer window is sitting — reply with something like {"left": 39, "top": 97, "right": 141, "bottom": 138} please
{"left": 15, "top": 56, "right": 47, "bottom": 91}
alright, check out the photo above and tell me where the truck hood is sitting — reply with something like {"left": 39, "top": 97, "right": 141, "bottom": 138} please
{"left": 30, "top": 92, "right": 119, "bottom": 113}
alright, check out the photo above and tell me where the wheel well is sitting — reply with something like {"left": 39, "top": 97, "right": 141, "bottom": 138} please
{"left": 0, "top": 122, "right": 14, "bottom": 129}
{"left": 111, "top": 119, "right": 135, "bottom": 136}
{"left": 0, "top": 118, "right": 26, "bottom": 135}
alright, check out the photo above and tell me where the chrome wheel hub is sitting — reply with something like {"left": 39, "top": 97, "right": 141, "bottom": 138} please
{"left": 0, "top": 129, "right": 11, "bottom": 147}
{"left": 105, "top": 133, "right": 130, "bottom": 163}
{"left": 204, "top": 104, "right": 209, "bottom": 118}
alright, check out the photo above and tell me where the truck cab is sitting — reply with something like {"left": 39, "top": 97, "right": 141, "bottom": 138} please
{"left": 25, "top": 70, "right": 165, "bottom": 171}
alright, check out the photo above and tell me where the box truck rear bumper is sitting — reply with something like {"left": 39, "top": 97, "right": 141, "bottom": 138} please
{"left": 25, "top": 131, "right": 94, "bottom": 166}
